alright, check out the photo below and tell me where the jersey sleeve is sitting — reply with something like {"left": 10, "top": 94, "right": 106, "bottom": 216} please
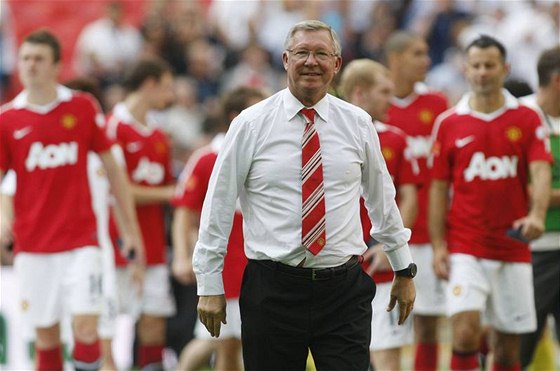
{"left": 526, "top": 110, "right": 554, "bottom": 164}
{"left": 429, "top": 116, "right": 452, "bottom": 181}
{"left": 84, "top": 94, "right": 112, "bottom": 154}
{"left": 172, "top": 154, "right": 214, "bottom": 211}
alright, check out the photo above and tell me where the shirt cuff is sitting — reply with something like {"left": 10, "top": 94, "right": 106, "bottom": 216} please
{"left": 196, "top": 273, "right": 225, "bottom": 296}
{"left": 385, "top": 244, "right": 413, "bottom": 272}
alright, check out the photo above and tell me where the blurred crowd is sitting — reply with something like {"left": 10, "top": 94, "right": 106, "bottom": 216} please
{"left": 1, "top": 0, "right": 558, "bottom": 174}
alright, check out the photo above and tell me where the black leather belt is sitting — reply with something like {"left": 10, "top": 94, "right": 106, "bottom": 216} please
{"left": 252, "top": 255, "right": 362, "bottom": 281}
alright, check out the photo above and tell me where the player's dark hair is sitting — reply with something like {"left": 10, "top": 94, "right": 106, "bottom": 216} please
{"left": 222, "top": 87, "right": 266, "bottom": 119}
{"left": 122, "top": 58, "right": 173, "bottom": 92}
{"left": 466, "top": 35, "right": 507, "bottom": 61}
{"left": 23, "top": 29, "right": 61, "bottom": 63}
{"left": 537, "top": 45, "right": 560, "bottom": 87}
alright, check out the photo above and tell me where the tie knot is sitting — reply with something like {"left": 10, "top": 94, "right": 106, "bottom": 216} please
{"left": 301, "top": 108, "right": 315, "bottom": 123}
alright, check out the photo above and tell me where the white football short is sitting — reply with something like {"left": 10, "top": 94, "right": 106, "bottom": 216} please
{"left": 116, "top": 264, "right": 176, "bottom": 319}
{"left": 14, "top": 247, "right": 103, "bottom": 328}
{"left": 447, "top": 253, "right": 537, "bottom": 333}
{"left": 194, "top": 298, "right": 242, "bottom": 340}
{"left": 409, "top": 243, "right": 447, "bottom": 315}
{"left": 97, "top": 237, "right": 118, "bottom": 338}
{"left": 370, "top": 282, "right": 413, "bottom": 351}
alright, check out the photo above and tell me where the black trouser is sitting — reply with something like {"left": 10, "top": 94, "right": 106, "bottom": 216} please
{"left": 240, "top": 258, "right": 376, "bottom": 371}
{"left": 520, "top": 250, "right": 560, "bottom": 367}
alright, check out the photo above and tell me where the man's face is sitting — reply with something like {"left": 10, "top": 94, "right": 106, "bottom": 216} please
{"left": 465, "top": 46, "right": 509, "bottom": 96}
{"left": 18, "top": 42, "right": 59, "bottom": 89}
{"left": 397, "top": 39, "right": 430, "bottom": 83}
{"left": 362, "top": 73, "right": 395, "bottom": 121}
{"left": 282, "top": 29, "right": 342, "bottom": 105}
{"left": 150, "top": 72, "right": 175, "bottom": 110}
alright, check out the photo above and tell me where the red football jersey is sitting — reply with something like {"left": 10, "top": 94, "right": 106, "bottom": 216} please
{"left": 387, "top": 84, "right": 448, "bottom": 244}
{"left": 172, "top": 134, "right": 246, "bottom": 299}
{"left": 361, "top": 122, "right": 420, "bottom": 283}
{"left": 430, "top": 92, "right": 553, "bottom": 262}
{"left": 0, "top": 86, "right": 111, "bottom": 254}
{"left": 106, "top": 103, "right": 174, "bottom": 266}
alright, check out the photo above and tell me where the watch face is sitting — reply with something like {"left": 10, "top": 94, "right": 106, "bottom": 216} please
{"left": 410, "top": 263, "right": 417, "bottom": 278}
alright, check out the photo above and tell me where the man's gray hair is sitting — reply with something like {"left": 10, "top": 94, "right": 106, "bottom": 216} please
{"left": 284, "top": 20, "right": 341, "bottom": 56}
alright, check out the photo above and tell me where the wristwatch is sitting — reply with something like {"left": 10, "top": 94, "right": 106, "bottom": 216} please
{"left": 395, "top": 263, "right": 417, "bottom": 278}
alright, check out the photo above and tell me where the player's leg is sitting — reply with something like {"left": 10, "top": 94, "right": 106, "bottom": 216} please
{"left": 369, "top": 281, "right": 412, "bottom": 371}
{"left": 487, "top": 260, "right": 536, "bottom": 370}
{"left": 177, "top": 338, "right": 215, "bottom": 371}
{"left": 15, "top": 252, "right": 66, "bottom": 370}
{"left": 410, "top": 244, "right": 447, "bottom": 370}
{"left": 447, "top": 254, "right": 488, "bottom": 369}
{"left": 68, "top": 247, "right": 104, "bottom": 371}
{"left": 214, "top": 338, "right": 242, "bottom": 371}
{"left": 138, "top": 265, "right": 176, "bottom": 370}
{"left": 214, "top": 297, "right": 243, "bottom": 371}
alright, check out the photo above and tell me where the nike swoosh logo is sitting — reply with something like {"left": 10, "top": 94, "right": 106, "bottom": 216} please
{"left": 13, "top": 127, "right": 32, "bottom": 140}
{"left": 455, "top": 135, "right": 475, "bottom": 148}
{"left": 126, "top": 142, "right": 143, "bottom": 152}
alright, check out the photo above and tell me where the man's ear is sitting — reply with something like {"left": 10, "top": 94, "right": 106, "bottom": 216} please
{"left": 282, "top": 52, "right": 289, "bottom": 71}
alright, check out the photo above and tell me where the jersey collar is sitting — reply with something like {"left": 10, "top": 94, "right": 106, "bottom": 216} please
{"left": 12, "top": 85, "right": 73, "bottom": 113}
{"left": 456, "top": 89, "right": 519, "bottom": 121}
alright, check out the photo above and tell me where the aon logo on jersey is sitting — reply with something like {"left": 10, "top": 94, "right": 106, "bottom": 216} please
{"left": 25, "top": 142, "right": 78, "bottom": 171}
{"left": 407, "top": 136, "right": 431, "bottom": 159}
{"left": 132, "top": 157, "right": 165, "bottom": 185}
{"left": 464, "top": 152, "right": 518, "bottom": 182}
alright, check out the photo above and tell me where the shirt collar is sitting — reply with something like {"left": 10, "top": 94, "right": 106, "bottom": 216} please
{"left": 282, "top": 88, "right": 330, "bottom": 124}
{"left": 456, "top": 88, "right": 519, "bottom": 116}
{"left": 112, "top": 102, "right": 157, "bottom": 135}
{"left": 12, "top": 85, "right": 73, "bottom": 112}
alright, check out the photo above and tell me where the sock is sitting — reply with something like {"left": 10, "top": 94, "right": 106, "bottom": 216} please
{"left": 415, "top": 342, "right": 438, "bottom": 370}
{"left": 36, "top": 345, "right": 63, "bottom": 371}
{"left": 73, "top": 339, "right": 101, "bottom": 371}
{"left": 492, "top": 362, "right": 521, "bottom": 371}
{"left": 139, "top": 344, "right": 163, "bottom": 370}
{"left": 451, "top": 349, "right": 479, "bottom": 371}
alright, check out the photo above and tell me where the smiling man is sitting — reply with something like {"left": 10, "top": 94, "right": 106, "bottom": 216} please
{"left": 193, "top": 20, "right": 416, "bottom": 371}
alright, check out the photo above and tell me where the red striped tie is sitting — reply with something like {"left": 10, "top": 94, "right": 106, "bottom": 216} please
{"left": 300, "top": 108, "right": 326, "bottom": 255}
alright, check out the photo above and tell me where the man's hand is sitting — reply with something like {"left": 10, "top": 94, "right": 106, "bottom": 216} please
{"left": 387, "top": 276, "right": 415, "bottom": 325}
{"left": 120, "top": 232, "right": 145, "bottom": 294}
{"left": 432, "top": 244, "right": 450, "bottom": 280}
{"left": 198, "top": 294, "right": 227, "bottom": 337}
{"left": 512, "top": 214, "right": 545, "bottom": 242}
{"left": 172, "top": 255, "right": 196, "bottom": 285}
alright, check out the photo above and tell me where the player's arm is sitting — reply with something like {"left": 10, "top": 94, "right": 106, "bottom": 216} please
{"left": 171, "top": 206, "right": 198, "bottom": 285}
{"left": 0, "top": 169, "right": 14, "bottom": 264}
{"left": 365, "top": 183, "right": 417, "bottom": 275}
{"left": 429, "top": 179, "right": 449, "bottom": 280}
{"left": 513, "top": 161, "right": 551, "bottom": 240}
{"left": 398, "top": 184, "right": 418, "bottom": 229}
{"left": 129, "top": 183, "right": 176, "bottom": 205}
{"left": 99, "top": 150, "right": 145, "bottom": 265}
{"left": 0, "top": 170, "right": 14, "bottom": 257}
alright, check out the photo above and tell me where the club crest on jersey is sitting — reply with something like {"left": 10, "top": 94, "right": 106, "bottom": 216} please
{"left": 25, "top": 141, "right": 79, "bottom": 171}
{"left": 61, "top": 114, "right": 77, "bottom": 129}
{"left": 464, "top": 152, "right": 518, "bottom": 182}
{"left": 382, "top": 147, "right": 394, "bottom": 161}
{"left": 505, "top": 126, "right": 522, "bottom": 142}
{"left": 155, "top": 141, "right": 167, "bottom": 155}
{"left": 418, "top": 109, "right": 434, "bottom": 125}
{"left": 132, "top": 157, "right": 165, "bottom": 184}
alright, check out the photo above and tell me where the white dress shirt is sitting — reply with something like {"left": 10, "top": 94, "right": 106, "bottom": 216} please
{"left": 193, "top": 89, "right": 412, "bottom": 295}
